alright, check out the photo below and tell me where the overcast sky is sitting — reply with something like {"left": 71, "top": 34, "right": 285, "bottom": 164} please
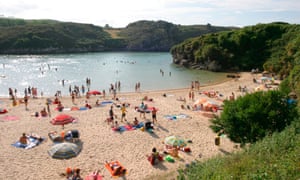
{"left": 1, "top": 0, "right": 299, "bottom": 28}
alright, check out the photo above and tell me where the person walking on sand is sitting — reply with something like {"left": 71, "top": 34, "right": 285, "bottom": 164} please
{"left": 24, "top": 95, "right": 28, "bottom": 110}
{"left": 152, "top": 107, "right": 157, "bottom": 124}
{"left": 46, "top": 100, "right": 51, "bottom": 117}
{"left": 120, "top": 103, "right": 127, "bottom": 122}
{"left": 108, "top": 105, "right": 114, "bottom": 124}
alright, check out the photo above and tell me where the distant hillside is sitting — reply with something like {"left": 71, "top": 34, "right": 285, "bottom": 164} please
{"left": 0, "top": 18, "right": 116, "bottom": 54}
{"left": 0, "top": 18, "right": 236, "bottom": 54}
{"left": 119, "top": 20, "right": 236, "bottom": 51}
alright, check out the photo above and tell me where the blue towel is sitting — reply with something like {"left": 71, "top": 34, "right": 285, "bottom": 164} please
{"left": 134, "top": 122, "right": 144, "bottom": 128}
{"left": 12, "top": 137, "right": 45, "bottom": 149}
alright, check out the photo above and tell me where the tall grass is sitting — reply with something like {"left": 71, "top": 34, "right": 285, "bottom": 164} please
{"left": 177, "top": 119, "right": 300, "bottom": 180}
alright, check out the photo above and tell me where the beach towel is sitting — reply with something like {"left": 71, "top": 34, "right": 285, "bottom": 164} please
{"left": 112, "top": 125, "right": 129, "bottom": 132}
{"left": 85, "top": 173, "right": 103, "bottom": 180}
{"left": 112, "top": 122, "right": 144, "bottom": 132}
{"left": 12, "top": 136, "right": 45, "bottom": 149}
{"left": 101, "top": 100, "right": 114, "bottom": 105}
{"left": 105, "top": 161, "right": 127, "bottom": 177}
{"left": 135, "top": 106, "right": 157, "bottom": 113}
{"left": 2, "top": 115, "right": 19, "bottom": 121}
{"left": 79, "top": 107, "right": 88, "bottom": 111}
{"left": 164, "top": 113, "right": 190, "bottom": 121}
{"left": 133, "top": 122, "right": 144, "bottom": 129}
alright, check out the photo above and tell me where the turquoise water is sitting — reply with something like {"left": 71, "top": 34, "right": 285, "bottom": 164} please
{"left": 0, "top": 52, "right": 226, "bottom": 97}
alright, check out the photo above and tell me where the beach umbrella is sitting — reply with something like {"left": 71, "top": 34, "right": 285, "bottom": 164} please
{"left": 50, "top": 114, "right": 76, "bottom": 129}
{"left": 164, "top": 135, "right": 187, "bottom": 147}
{"left": 48, "top": 142, "right": 81, "bottom": 159}
{"left": 87, "top": 90, "right": 101, "bottom": 95}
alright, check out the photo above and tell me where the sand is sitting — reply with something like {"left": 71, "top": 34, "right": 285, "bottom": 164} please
{"left": 0, "top": 72, "right": 277, "bottom": 180}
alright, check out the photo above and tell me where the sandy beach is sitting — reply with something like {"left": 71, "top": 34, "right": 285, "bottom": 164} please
{"left": 0, "top": 72, "right": 276, "bottom": 180}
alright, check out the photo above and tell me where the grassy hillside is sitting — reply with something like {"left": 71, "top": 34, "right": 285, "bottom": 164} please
{"left": 177, "top": 119, "right": 300, "bottom": 179}
{"left": 0, "top": 18, "right": 113, "bottom": 54}
{"left": 0, "top": 17, "right": 236, "bottom": 54}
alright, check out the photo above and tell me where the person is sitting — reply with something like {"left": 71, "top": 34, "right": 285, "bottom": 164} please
{"left": 24, "top": 95, "right": 28, "bottom": 110}
{"left": 40, "top": 107, "right": 48, "bottom": 117}
{"left": 133, "top": 117, "right": 139, "bottom": 126}
{"left": 95, "top": 99, "right": 100, "bottom": 106}
{"left": 29, "top": 133, "right": 43, "bottom": 142}
{"left": 57, "top": 101, "right": 64, "bottom": 112}
{"left": 53, "top": 96, "right": 59, "bottom": 104}
{"left": 165, "top": 145, "right": 179, "bottom": 157}
{"left": 46, "top": 100, "right": 51, "bottom": 117}
{"left": 12, "top": 97, "right": 17, "bottom": 106}
{"left": 65, "top": 167, "right": 73, "bottom": 179}
{"left": 139, "top": 101, "right": 146, "bottom": 118}
{"left": 120, "top": 103, "right": 127, "bottom": 122}
{"left": 145, "top": 121, "right": 154, "bottom": 133}
{"left": 71, "top": 168, "right": 82, "bottom": 180}
{"left": 89, "top": 170, "right": 100, "bottom": 180}
{"left": 71, "top": 91, "right": 75, "bottom": 104}
{"left": 113, "top": 121, "right": 120, "bottom": 130}
{"left": 19, "top": 133, "right": 28, "bottom": 144}
{"left": 85, "top": 101, "right": 92, "bottom": 109}
{"left": 109, "top": 105, "right": 114, "bottom": 119}
{"left": 152, "top": 107, "right": 157, "bottom": 124}
{"left": 149, "top": 147, "right": 161, "bottom": 165}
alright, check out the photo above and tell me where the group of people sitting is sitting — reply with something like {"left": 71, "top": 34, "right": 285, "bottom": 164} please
{"left": 65, "top": 167, "right": 83, "bottom": 180}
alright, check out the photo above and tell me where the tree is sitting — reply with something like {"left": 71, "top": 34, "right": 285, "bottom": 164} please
{"left": 210, "top": 90, "right": 298, "bottom": 145}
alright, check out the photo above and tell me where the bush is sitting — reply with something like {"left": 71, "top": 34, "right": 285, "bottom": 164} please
{"left": 210, "top": 90, "right": 298, "bottom": 144}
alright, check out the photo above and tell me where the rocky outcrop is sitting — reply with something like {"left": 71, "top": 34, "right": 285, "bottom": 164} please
{"left": 172, "top": 54, "right": 222, "bottom": 71}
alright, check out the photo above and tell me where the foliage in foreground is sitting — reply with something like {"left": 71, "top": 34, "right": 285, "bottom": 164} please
{"left": 210, "top": 90, "right": 298, "bottom": 144}
{"left": 177, "top": 119, "right": 300, "bottom": 180}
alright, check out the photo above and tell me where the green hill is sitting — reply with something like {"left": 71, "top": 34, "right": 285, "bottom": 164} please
{"left": 171, "top": 22, "right": 300, "bottom": 77}
{"left": 0, "top": 18, "right": 115, "bottom": 54}
{"left": 0, "top": 18, "right": 235, "bottom": 54}
{"left": 119, "top": 20, "right": 236, "bottom": 51}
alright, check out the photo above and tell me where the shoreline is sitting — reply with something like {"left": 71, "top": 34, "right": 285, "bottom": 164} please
{"left": 0, "top": 75, "right": 234, "bottom": 99}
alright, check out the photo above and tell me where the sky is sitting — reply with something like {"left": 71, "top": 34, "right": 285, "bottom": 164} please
{"left": 1, "top": 0, "right": 300, "bottom": 28}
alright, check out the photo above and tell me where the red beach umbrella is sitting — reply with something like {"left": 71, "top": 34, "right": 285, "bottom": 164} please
{"left": 87, "top": 90, "right": 101, "bottom": 95}
{"left": 50, "top": 114, "right": 76, "bottom": 128}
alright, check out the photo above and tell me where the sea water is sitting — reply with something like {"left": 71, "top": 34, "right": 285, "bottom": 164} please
{"left": 0, "top": 52, "right": 226, "bottom": 97}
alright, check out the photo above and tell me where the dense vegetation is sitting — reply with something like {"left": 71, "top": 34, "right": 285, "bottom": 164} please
{"left": 210, "top": 90, "right": 298, "bottom": 145}
{"left": 171, "top": 23, "right": 300, "bottom": 76}
{"left": 0, "top": 17, "right": 235, "bottom": 54}
{"left": 119, "top": 20, "right": 235, "bottom": 51}
{"left": 177, "top": 120, "right": 300, "bottom": 179}
{"left": 0, "top": 18, "right": 117, "bottom": 54}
